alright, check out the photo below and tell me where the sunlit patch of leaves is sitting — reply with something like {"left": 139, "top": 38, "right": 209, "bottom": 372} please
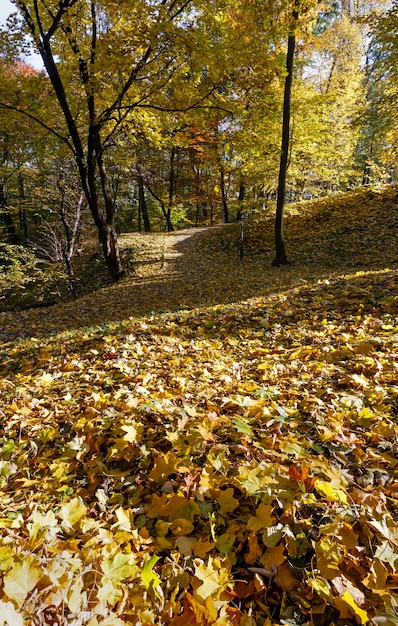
{"left": 219, "top": 183, "right": 398, "bottom": 269}
{"left": 0, "top": 186, "right": 397, "bottom": 624}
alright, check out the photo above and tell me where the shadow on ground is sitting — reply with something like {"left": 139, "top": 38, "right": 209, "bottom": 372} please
{"left": 1, "top": 217, "right": 397, "bottom": 344}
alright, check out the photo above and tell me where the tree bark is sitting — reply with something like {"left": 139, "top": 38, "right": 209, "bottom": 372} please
{"left": 146, "top": 183, "right": 174, "bottom": 231}
{"left": 237, "top": 183, "right": 245, "bottom": 221}
{"left": 138, "top": 175, "right": 151, "bottom": 232}
{"left": 18, "top": 174, "right": 29, "bottom": 241}
{"left": 59, "top": 188, "right": 84, "bottom": 276}
{"left": 219, "top": 162, "right": 229, "bottom": 223}
{"left": 273, "top": 22, "right": 296, "bottom": 267}
{"left": 0, "top": 182, "right": 17, "bottom": 243}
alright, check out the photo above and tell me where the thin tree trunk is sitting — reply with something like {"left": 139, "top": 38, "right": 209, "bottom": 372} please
{"left": 138, "top": 187, "right": 142, "bottom": 232}
{"left": 220, "top": 162, "right": 229, "bottom": 223}
{"left": 362, "top": 141, "right": 373, "bottom": 185}
{"left": 146, "top": 183, "right": 174, "bottom": 231}
{"left": 94, "top": 130, "right": 124, "bottom": 275}
{"left": 138, "top": 175, "right": 151, "bottom": 232}
{"left": 18, "top": 174, "right": 28, "bottom": 241}
{"left": 237, "top": 183, "right": 245, "bottom": 221}
{"left": 0, "top": 182, "right": 17, "bottom": 243}
{"left": 23, "top": 11, "right": 124, "bottom": 280}
{"left": 59, "top": 190, "right": 84, "bottom": 276}
{"left": 273, "top": 21, "right": 296, "bottom": 267}
{"left": 167, "top": 147, "right": 176, "bottom": 232}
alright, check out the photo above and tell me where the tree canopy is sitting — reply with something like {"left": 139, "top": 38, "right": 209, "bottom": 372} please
{"left": 0, "top": 0, "right": 395, "bottom": 273}
{"left": 0, "top": 2, "right": 398, "bottom": 622}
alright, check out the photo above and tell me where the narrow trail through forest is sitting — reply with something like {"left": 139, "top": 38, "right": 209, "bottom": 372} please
{"left": 1, "top": 183, "right": 397, "bottom": 344}
{"left": 1, "top": 223, "right": 315, "bottom": 343}
{"left": 0, "top": 225, "right": 238, "bottom": 343}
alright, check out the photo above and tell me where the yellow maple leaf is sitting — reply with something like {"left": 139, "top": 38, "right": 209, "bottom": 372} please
{"left": 193, "top": 557, "right": 230, "bottom": 601}
{"left": 170, "top": 518, "right": 195, "bottom": 536}
{"left": 350, "top": 374, "right": 370, "bottom": 388}
{"left": 245, "top": 533, "right": 264, "bottom": 565}
{"left": 121, "top": 421, "right": 144, "bottom": 443}
{"left": 247, "top": 503, "right": 277, "bottom": 531}
{"left": 165, "top": 495, "right": 200, "bottom": 522}
{"left": 67, "top": 578, "right": 84, "bottom": 614}
{"left": 149, "top": 450, "right": 179, "bottom": 482}
{"left": 36, "top": 372, "right": 55, "bottom": 387}
{"left": 339, "top": 590, "right": 369, "bottom": 624}
{"left": 96, "top": 577, "right": 123, "bottom": 606}
{"left": 314, "top": 479, "right": 348, "bottom": 504}
{"left": 192, "top": 540, "right": 215, "bottom": 559}
{"left": 3, "top": 555, "right": 42, "bottom": 608}
{"left": 261, "top": 543, "right": 286, "bottom": 570}
{"left": 0, "top": 600, "right": 24, "bottom": 626}
{"left": 308, "top": 577, "right": 334, "bottom": 601}
{"left": 101, "top": 553, "right": 138, "bottom": 581}
{"left": 60, "top": 497, "right": 87, "bottom": 530}
{"left": 215, "top": 488, "right": 239, "bottom": 515}
{"left": 112, "top": 507, "right": 134, "bottom": 532}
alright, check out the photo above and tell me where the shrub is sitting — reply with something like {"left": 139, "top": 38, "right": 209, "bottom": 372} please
{"left": 0, "top": 243, "right": 66, "bottom": 310}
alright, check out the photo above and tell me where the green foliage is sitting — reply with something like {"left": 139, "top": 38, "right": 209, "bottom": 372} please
{"left": 0, "top": 243, "right": 66, "bottom": 310}
{"left": 0, "top": 243, "right": 45, "bottom": 289}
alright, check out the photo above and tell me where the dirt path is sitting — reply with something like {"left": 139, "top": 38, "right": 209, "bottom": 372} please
{"left": 1, "top": 220, "right": 360, "bottom": 344}
{"left": 0, "top": 226, "right": 240, "bottom": 343}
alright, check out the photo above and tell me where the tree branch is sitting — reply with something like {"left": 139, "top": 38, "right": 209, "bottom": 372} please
{"left": 0, "top": 100, "right": 72, "bottom": 148}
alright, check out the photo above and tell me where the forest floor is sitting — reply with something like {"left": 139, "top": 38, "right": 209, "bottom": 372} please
{"left": 0, "top": 185, "right": 398, "bottom": 625}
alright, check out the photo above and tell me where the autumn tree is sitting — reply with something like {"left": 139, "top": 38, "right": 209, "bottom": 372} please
{"left": 272, "top": 6, "right": 298, "bottom": 267}
{"left": 6, "top": 0, "right": 227, "bottom": 280}
{"left": 0, "top": 58, "right": 52, "bottom": 244}
{"left": 288, "top": 13, "right": 366, "bottom": 197}
{"left": 358, "top": 1, "right": 398, "bottom": 184}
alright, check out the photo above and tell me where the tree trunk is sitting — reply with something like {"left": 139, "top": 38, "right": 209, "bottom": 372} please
{"left": 273, "top": 24, "right": 296, "bottom": 267}
{"left": 99, "top": 222, "right": 123, "bottom": 278}
{"left": 220, "top": 163, "right": 229, "bottom": 223}
{"left": 59, "top": 189, "right": 84, "bottom": 277}
{"left": 362, "top": 141, "right": 373, "bottom": 185}
{"left": 167, "top": 148, "right": 176, "bottom": 232}
{"left": 0, "top": 182, "right": 17, "bottom": 243}
{"left": 32, "top": 29, "right": 124, "bottom": 281}
{"left": 237, "top": 183, "right": 245, "bottom": 221}
{"left": 18, "top": 174, "right": 29, "bottom": 241}
{"left": 138, "top": 175, "right": 151, "bottom": 232}
{"left": 146, "top": 183, "right": 174, "bottom": 231}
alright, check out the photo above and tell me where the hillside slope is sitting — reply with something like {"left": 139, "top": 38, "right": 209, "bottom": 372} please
{"left": 1, "top": 184, "right": 397, "bottom": 343}
{"left": 0, "top": 185, "right": 397, "bottom": 625}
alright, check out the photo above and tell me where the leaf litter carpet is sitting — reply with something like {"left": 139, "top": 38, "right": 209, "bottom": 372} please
{"left": 0, "top": 186, "right": 398, "bottom": 625}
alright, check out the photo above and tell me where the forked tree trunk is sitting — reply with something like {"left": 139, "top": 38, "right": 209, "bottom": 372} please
{"left": 273, "top": 24, "right": 296, "bottom": 267}
{"left": 59, "top": 190, "right": 84, "bottom": 276}
{"left": 23, "top": 23, "right": 125, "bottom": 281}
